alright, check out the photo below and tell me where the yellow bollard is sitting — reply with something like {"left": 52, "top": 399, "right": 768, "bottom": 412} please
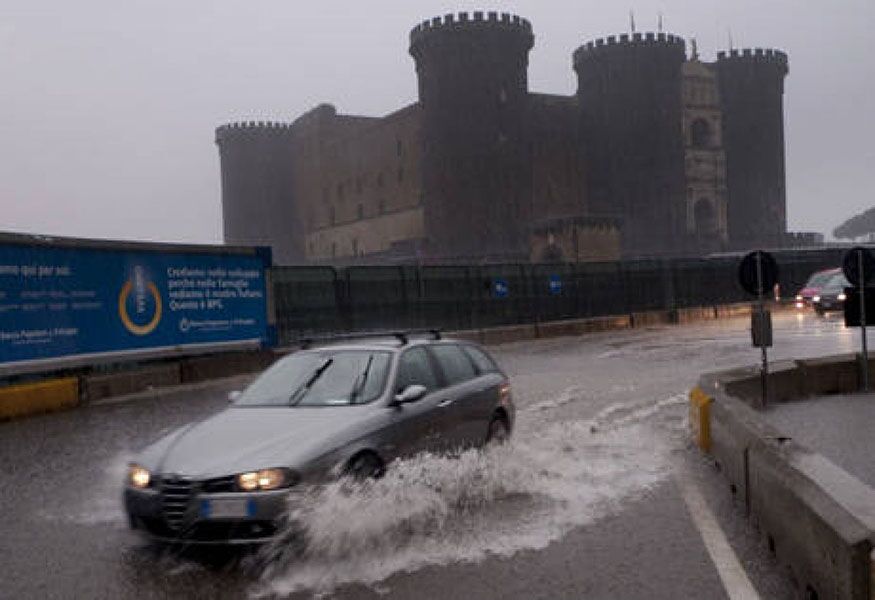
{"left": 0, "top": 378, "right": 79, "bottom": 421}
{"left": 689, "top": 387, "right": 712, "bottom": 453}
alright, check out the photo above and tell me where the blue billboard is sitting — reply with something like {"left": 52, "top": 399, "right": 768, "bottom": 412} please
{"left": 0, "top": 242, "right": 271, "bottom": 369}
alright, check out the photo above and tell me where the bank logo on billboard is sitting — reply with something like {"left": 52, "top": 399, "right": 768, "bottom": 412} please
{"left": 118, "top": 266, "right": 162, "bottom": 336}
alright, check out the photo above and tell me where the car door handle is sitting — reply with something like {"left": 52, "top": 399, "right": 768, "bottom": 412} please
{"left": 437, "top": 399, "right": 455, "bottom": 408}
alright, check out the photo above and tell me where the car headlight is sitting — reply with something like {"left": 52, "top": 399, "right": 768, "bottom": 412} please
{"left": 236, "top": 468, "right": 296, "bottom": 492}
{"left": 796, "top": 295, "right": 803, "bottom": 301}
{"left": 838, "top": 293, "right": 847, "bottom": 301}
{"left": 813, "top": 295, "right": 821, "bottom": 303}
{"left": 128, "top": 464, "right": 151, "bottom": 489}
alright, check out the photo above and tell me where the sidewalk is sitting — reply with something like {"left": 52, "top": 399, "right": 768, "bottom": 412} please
{"left": 765, "top": 393, "right": 875, "bottom": 488}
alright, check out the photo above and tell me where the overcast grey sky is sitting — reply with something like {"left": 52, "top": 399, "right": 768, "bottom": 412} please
{"left": 1, "top": 0, "right": 872, "bottom": 244}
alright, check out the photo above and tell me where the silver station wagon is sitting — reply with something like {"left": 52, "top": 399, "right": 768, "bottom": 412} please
{"left": 123, "top": 331, "right": 514, "bottom": 544}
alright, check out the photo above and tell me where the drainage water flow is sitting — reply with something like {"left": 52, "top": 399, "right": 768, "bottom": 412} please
{"left": 256, "top": 391, "right": 688, "bottom": 597}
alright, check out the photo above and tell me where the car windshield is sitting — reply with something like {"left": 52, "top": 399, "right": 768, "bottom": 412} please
{"left": 805, "top": 270, "right": 837, "bottom": 289}
{"left": 234, "top": 350, "right": 392, "bottom": 407}
{"left": 823, "top": 273, "right": 850, "bottom": 292}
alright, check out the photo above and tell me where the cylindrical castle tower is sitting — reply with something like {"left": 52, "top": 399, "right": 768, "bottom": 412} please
{"left": 215, "top": 122, "right": 300, "bottom": 263}
{"left": 574, "top": 33, "right": 688, "bottom": 257}
{"left": 409, "top": 11, "right": 535, "bottom": 260}
{"left": 716, "top": 48, "right": 789, "bottom": 250}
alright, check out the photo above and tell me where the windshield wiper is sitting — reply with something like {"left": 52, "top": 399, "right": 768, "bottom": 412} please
{"left": 349, "top": 355, "right": 374, "bottom": 405}
{"left": 289, "top": 358, "right": 334, "bottom": 406}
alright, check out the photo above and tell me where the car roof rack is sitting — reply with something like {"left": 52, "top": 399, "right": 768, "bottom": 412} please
{"left": 299, "top": 329, "right": 442, "bottom": 350}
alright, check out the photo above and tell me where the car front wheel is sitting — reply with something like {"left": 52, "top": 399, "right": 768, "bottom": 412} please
{"left": 346, "top": 452, "right": 384, "bottom": 480}
{"left": 486, "top": 416, "right": 510, "bottom": 445}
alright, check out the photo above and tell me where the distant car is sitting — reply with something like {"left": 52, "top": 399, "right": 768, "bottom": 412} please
{"left": 123, "top": 332, "right": 514, "bottom": 545}
{"left": 796, "top": 268, "right": 842, "bottom": 309}
{"left": 812, "top": 272, "right": 850, "bottom": 315}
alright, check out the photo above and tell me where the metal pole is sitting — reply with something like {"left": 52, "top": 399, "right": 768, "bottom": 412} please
{"left": 756, "top": 252, "right": 769, "bottom": 407}
{"left": 859, "top": 250, "right": 869, "bottom": 392}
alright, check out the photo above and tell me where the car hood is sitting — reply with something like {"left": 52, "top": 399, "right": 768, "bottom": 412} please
{"left": 149, "top": 406, "right": 374, "bottom": 479}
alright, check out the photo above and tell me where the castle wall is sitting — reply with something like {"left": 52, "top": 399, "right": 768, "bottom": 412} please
{"left": 682, "top": 60, "right": 728, "bottom": 253}
{"left": 716, "top": 49, "right": 789, "bottom": 250}
{"left": 217, "top": 15, "right": 790, "bottom": 264}
{"left": 216, "top": 122, "right": 299, "bottom": 263}
{"left": 529, "top": 93, "right": 587, "bottom": 223}
{"left": 293, "top": 104, "right": 423, "bottom": 261}
{"left": 529, "top": 217, "right": 620, "bottom": 263}
{"left": 410, "top": 12, "right": 535, "bottom": 261}
{"left": 574, "top": 33, "right": 689, "bottom": 258}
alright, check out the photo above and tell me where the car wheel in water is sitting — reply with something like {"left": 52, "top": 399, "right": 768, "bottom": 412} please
{"left": 346, "top": 452, "right": 384, "bottom": 480}
{"left": 486, "top": 416, "right": 510, "bottom": 445}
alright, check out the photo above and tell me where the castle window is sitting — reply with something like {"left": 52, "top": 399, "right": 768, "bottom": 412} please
{"left": 337, "top": 183, "right": 345, "bottom": 201}
{"left": 329, "top": 205, "right": 336, "bottom": 226}
{"left": 352, "top": 238, "right": 359, "bottom": 256}
{"left": 397, "top": 167, "right": 404, "bottom": 183}
{"left": 379, "top": 199, "right": 386, "bottom": 214}
{"left": 331, "top": 242, "right": 337, "bottom": 258}
{"left": 357, "top": 203, "right": 364, "bottom": 220}
{"left": 691, "top": 119, "right": 711, "bottom": 148}
{"left": 694, "top": 198, "right": 717, "bottom": 236}
{"left": 377, "top": 172, "right": 385, "bottom": 188}
{"left": 396, "top": 140, "right": 403, "bottom": 157}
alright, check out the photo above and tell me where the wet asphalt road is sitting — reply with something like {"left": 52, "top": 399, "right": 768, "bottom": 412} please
{"left": 0, "top": 311, "right": 860, "bottom": 599}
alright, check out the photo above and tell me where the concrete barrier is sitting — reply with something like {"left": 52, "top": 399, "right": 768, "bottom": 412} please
{"left": 82, "top": 363, "right": 181, "bottom": 402}
{"left": 696, "top": 354, "right": 875, "bottom": 599}
{"left": 0, "top": 299, "right": 760, "bottom": 418}
{"left": 676, "top": 306, "right": 718, "bottom": 324}
{"left": 480, "top": 323, "right": 538, "bottom": 346}
{"left": 630, "top": 310, "right": 674, "bottom": 327}
{"left": 180, "top": 351, "right": 279, "bottom": 384}
{"left": 747, "top": 438, "right": 875, "bottom": 599}
{"left": 0, "top": 378, "right": 79, "bottom": 420}
{"left": 796, "top": 354, "right": 859, "bottom": 397}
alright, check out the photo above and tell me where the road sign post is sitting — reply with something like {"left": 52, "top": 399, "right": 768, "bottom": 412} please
{"left": 739, "top": 251, "right": 779, "bottom": 408}
{"left": 842, "top": 247, "right": 875, "bottom": 391}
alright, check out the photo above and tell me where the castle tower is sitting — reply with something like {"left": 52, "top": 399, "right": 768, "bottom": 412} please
{"left": 715, "top": 49, "right": 789, "bottom": 250}
{"left": 574, "top": 33, "right": 688, "bottom": 257}
{"left": 215, "top": 122, "right": 299, "bottom": 263}
{"left": 409, "top": 12, "right": 535, "bottom": 260}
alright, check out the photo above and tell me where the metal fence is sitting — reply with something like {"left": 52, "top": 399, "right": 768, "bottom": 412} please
{"left": 272, "top": 248, "right": 847, "bottom": 346}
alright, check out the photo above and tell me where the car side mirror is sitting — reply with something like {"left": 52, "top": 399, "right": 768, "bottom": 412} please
{"left": 228, "top": 390, "right": 242, "bottom": 403}
{"left": 393, "top": 384, "right": 427, "bottom": 406}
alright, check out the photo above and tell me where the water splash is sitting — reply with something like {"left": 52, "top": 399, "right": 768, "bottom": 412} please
{"left": 39, "top": 453, "right": 129, "bottom": 526}
{"left": 257, "top": 397, "right": 682, "bottom": 597}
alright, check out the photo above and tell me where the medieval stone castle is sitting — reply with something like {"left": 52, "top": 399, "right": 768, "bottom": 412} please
{"left": 216, "top": 11, "right": 790, "bottom": 265}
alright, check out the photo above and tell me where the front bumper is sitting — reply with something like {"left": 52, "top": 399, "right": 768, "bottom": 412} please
{"left": 124, "top": 486, "right": 294, "bottom": 545}
{"left": 815, "top": 299, "right": 844, "bottom": 312}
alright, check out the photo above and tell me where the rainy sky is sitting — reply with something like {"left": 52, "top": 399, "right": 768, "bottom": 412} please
{"left": 2, "top": 0, "right": 872, "bottom": 244}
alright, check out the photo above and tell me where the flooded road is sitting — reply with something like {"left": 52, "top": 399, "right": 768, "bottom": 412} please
{"left": 0, "top": 312, "right": 856, "bottom": 599}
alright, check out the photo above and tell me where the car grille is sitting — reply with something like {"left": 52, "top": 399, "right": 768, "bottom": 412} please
{"left": 160, "top": 477, "right": 193, "bottom": 530}
{"left": 202, "top": 475, "right": 236, "bottom": 493}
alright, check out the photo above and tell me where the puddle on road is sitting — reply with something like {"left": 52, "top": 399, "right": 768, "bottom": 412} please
{"left": 39, "top": 453, "right": 130, "bottom": 526}
{"left": 40, "top": 387, "right": 690, "bottom": 598}
{"left": 257, "top": 392, "right": 688, "bottom": 597}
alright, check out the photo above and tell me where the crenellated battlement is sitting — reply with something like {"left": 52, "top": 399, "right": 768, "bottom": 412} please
{"left": 215, "top": 120, "right": 294, "bottom": 143}
{"left": 716, "top": 48, "right": 788, "bottom": 71}
{"left": 409, "top": 11, "right": 534, "bottom": 52}
{"left": 573, "top": 32, "right": 686, "bottom": 65}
